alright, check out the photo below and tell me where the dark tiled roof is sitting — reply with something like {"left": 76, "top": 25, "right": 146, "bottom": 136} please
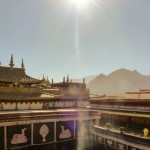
{"left": 0, "top": 66, "right": 40, "bottom": 83}
{"left": 52, "top": 82, "right": 85, "bottom": 88}
{"left": 40, "top": 79, "right": 51, "bottom": 86}
{"left": 0, "top": 87, "right": 42, "bottom": 100}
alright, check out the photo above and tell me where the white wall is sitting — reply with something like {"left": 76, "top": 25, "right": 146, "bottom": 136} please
{"left": 1, "top": 103, "right": 16, "bottom": 110}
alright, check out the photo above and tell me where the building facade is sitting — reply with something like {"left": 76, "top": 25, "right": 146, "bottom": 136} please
{"left": 90, "top": 90, "right": 150, "bottom": 150}
{"left": 0, "top": 55, "right": 89, "bottom": 110}
{"left": 0, "top": 55, "right": 150, "bottom": 150}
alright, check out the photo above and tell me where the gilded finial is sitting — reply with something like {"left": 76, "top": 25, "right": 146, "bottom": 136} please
{"left": 63, "top": 76, "right": 65, "bottom": 82}
{"left": 43, "top": 74, "right": 45, "bottom": 80}
{"left": 21, "top": 58, "right": 25, "bottom": 69}
{"left": 83, "top": 77, "right": 85, "bottom": 84}
{"left": 67, "top": 75, "right": 69, "bottom": 82}
{"left": 47, "top": 76, "right": 49, "bottom": 81}
{"left": 9, "top": 54, "right": 14, "bottom": 68}
{"left": 52, "top": 78, "right": 53, "bottom": 85}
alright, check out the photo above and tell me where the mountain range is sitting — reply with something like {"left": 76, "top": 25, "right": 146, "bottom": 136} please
{"left": 71, "top": 75, "right": 97, "bottom": 84}
{"left": 87, "top": 69, "right": 150, "bottom": 96}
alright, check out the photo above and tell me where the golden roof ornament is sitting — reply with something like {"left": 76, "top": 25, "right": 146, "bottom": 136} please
{"left": 83, "top": 77, "right": 85, "bottom": 84}
{"left": 46, "top": 76, "right": 49, "bottom": 81}
{"left": 21, "top": 58, "right": 25, "bottom": 69}
{"left": 9, "top": 54, "right": 14, "bottom": 68}
{"left": 63, "top": 76, "right": 65, "bottom": 82}
{"left": 67, "top": 75, "right": 69, "bottom": 82}
{"left": 43, "top": 74, "right": 45, "bottom": 80}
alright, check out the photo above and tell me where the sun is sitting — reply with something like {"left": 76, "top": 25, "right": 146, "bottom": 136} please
{"left": 71, "top": 0, "right": 90, "bottom": 9}
{"left": 75, "top": 0, "right": 87, "bottom": 5}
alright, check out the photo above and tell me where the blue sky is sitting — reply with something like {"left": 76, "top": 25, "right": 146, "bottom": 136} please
{"left": 0, "top": 0, "right": 150, "bottom": 81}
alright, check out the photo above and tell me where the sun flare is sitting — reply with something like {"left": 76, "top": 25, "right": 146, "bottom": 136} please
{"left": 72, "top": 0, "right": 90, "bottom": 9}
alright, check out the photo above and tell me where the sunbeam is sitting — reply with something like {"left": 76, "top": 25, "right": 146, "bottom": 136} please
{"left": 72, "top": 0, "right": 90, "bottom": 9}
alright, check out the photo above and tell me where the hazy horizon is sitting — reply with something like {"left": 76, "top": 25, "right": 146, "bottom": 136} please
{"left": 0, "top": 0, "right": 150, "bottom": 81}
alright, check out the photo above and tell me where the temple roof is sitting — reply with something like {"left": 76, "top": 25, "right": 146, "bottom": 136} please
{"left": 0, "top": 66, "right": 41, "bottom": 83}
{"left": 0, "top": 87, "right": 59, "bottom": 100}
{"left": 52, "top": 82, "right": 85, "bottom": 87}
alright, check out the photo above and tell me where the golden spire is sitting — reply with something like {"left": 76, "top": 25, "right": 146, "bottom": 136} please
{"left": 83, "top": 77, "right": 85, "bottom": 84}
{"left": 47, "top": 76, "right": 49, "bottom": 81}
{"left": 9, "top": 54, "right": 14, "bottom": 68}
{"left": 21, "top": 58, "right": 25, "bottom": 69}
{"left": 67, "top": 75, "right": 69, "bottom": 82}
{"left": 43, "top": 74, "right": 45, "bottom": 80}
{"left": 63, "top": 76, "right": 65, "bottom": 82}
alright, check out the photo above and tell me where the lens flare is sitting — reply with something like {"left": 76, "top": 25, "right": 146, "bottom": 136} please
{"left": 71, "top": 0, "right": 90, "bottom": 10}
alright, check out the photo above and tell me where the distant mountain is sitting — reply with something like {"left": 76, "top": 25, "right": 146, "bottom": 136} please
{"left": 72, "top": 75, "right": 97, "bottom": 84}
{"left": 87, "top": 69, "right": 150, "bottom": 95}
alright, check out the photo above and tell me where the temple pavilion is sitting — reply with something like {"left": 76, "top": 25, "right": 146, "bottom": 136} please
{"left": 0, "top": 55, "right": 89, "bottom": 110}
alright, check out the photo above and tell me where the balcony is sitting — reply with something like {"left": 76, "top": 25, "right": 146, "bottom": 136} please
{"left": 91, "top": 125, "right": 150, "bottom": 148}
